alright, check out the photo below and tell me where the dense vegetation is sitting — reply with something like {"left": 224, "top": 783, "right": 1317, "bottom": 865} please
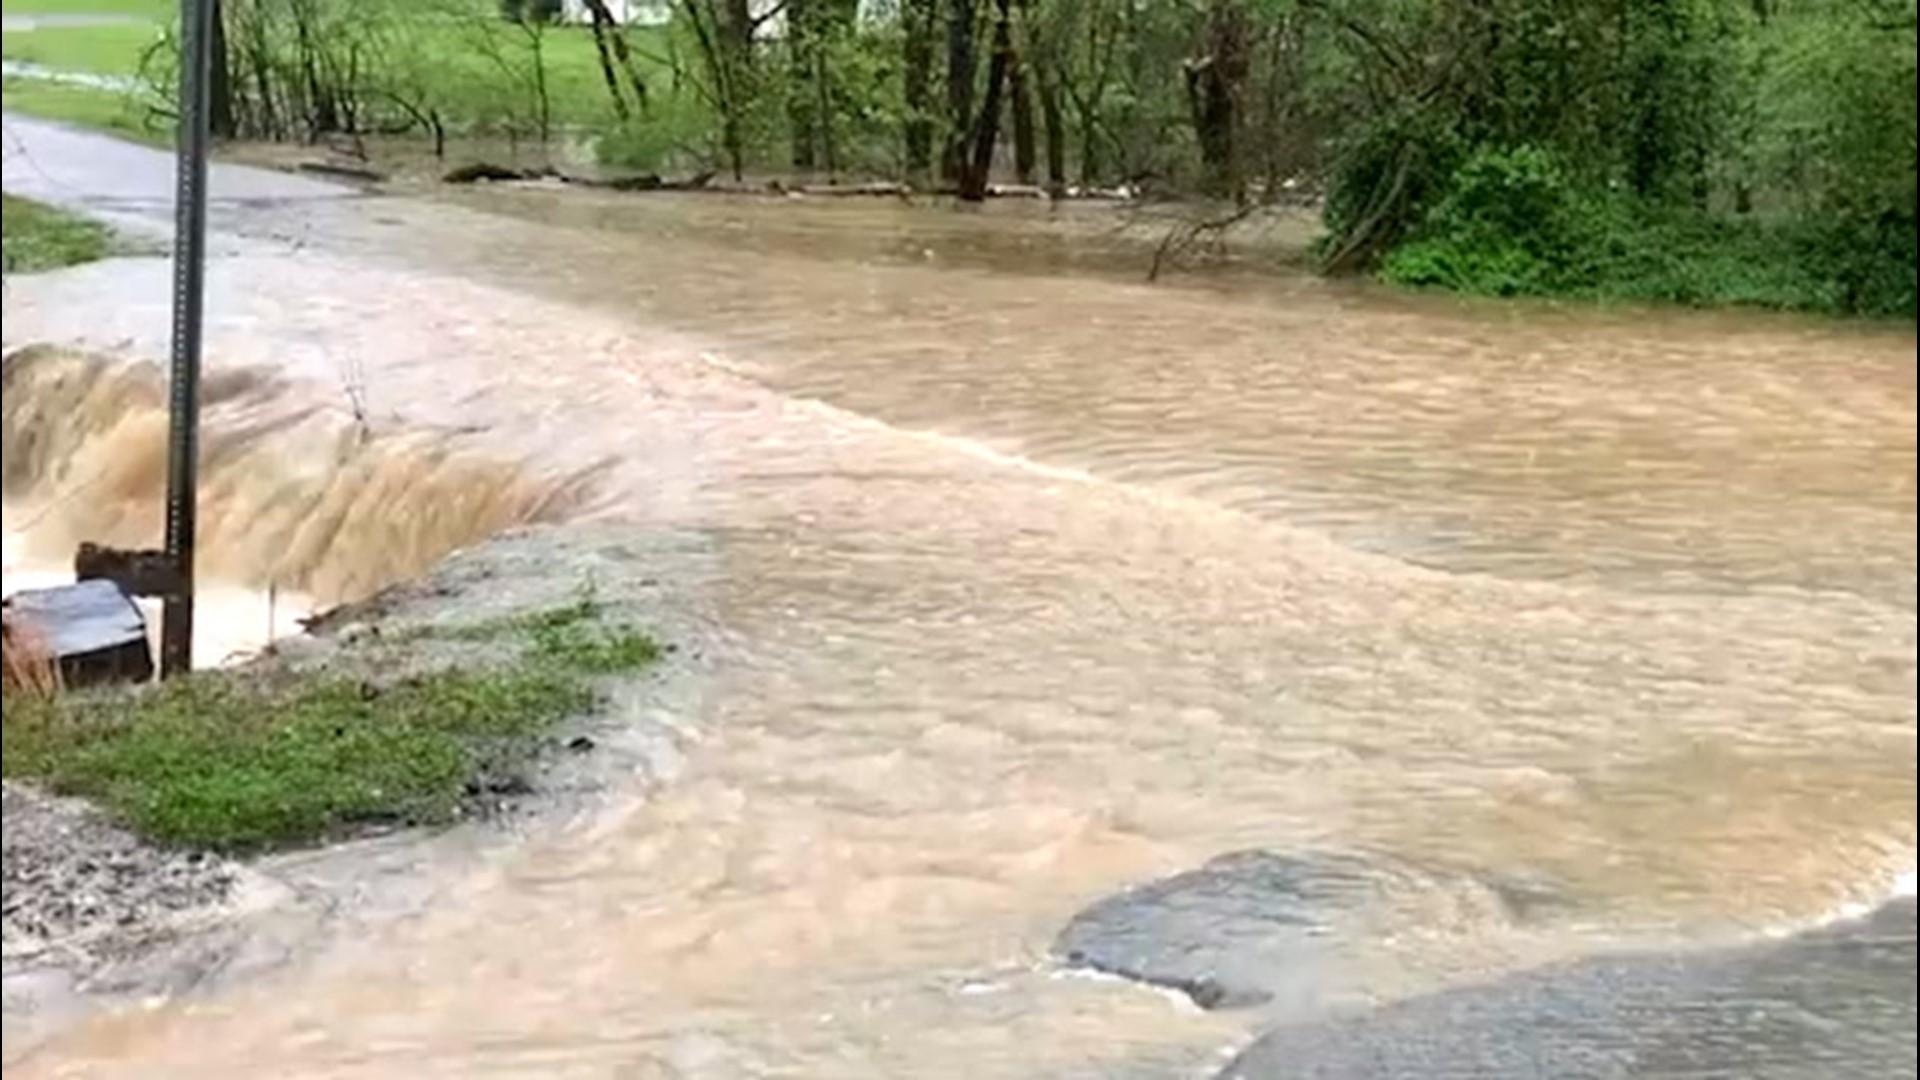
{"left": 7, "top": 0, "right": 1914, "bottom": 314}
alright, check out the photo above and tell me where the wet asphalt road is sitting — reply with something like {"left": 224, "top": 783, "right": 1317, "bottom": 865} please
{"left": 1219, "top": 898, "right": 1916, "bottom": 1079}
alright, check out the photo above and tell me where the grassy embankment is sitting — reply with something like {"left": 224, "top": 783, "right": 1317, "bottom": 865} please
{"left": 2, "top": 596, "right": 660, "bottom": 851}
{"left": 2, "top": 192, "right": 109, "bottom": 271}
{"left": 2, "top": 13, "right": 171, "bottom": 142}
{"left": 1, "top": 0, "right": 171, "bottom": 14}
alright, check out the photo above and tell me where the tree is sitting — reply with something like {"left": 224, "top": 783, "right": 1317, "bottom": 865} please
{"left": 789, "top": 0, "right": 860, "bottom": 172}
{"left": 960, "top": 0, "right": 1015, "bottom": 199}
{"left": 1007, "top": 6, "right": 1036, "bottom": 184}
{"left": 1019, "top": 0, "right": 1068, "bottom": 194}
{"left": 944, "top": 0, "right": 978, "bottom": 181}
{"left": 679, "top": 0, "right": 757, "bottom": 177}
{"left": 903, "top": 0, "right": 939, "bottom": 176}
{"left": 210, "top": 0, "right": 235, "bottom": 139}
{"left": 1185, "top": 0, "right": 1249, "bottom": 200}
{"left": 581, "top": 0, "right": 650, "bottom": 121}
{"left": 157, "top": 0, "right": 1916, "bottom": 315}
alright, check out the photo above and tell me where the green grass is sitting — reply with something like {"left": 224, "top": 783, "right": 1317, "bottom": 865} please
{"left": 2, "top": 193, "right": 110, "bottom": 272}
{"left": 0, "top": 0, "right": 167, "bottom": 16}
{"left": 1, "top": 75, "right": 170, "bottom": 142}
{"left": 1, "top": 5, "right": 677, "bottom": 147}
{"left": 398, "top": 593, "right": 664, "bottom": 676}
{"left": 2, "top": 22, "right": 163, "bottom": 76}
{"left": 1, "top": 598, "right": 661, "bottom": 852}
{"left": 387, "top": 19, "right": 672, "bottom": 129}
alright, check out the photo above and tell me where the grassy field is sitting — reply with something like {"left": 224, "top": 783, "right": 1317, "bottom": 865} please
{"left": 1, "top": 75, "right": 168, "bottom": 141}
{"left": 3, "top": 6, "right": 670, "bottom": 141}
{"left": 2, "top": 193, "right": 110, "bottom": 272}
{"left": 2, "top": 20, "right": 162, "bottom": 75}
{"left": 0, "top": 0, "right": 168, "bottom": 16}
{"left": 2, "top": 597, "right": 661, "bottom": 851}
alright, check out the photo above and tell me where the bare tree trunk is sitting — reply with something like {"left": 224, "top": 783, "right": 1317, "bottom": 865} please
{"left": 961, "top": 0, "right": 1014, "bottom": 200}
{"left": 789, "top": 0, "right": 818, "bottom": 170}
{"left": 294, "top": 11, "right": 337, "bottom": 137}
{"left": 944, "top": 0, "right": 977, "bottom": 182}
{"left": 209, "top": 0, "right": 234, "bottom": 139}
{"left": 593, "top": 0, "right": 651, "bottom": 111}
{"left": 528, "top": 27, "right": 552, "bottom": 147}
{"left": 1037, "top": 58, "right": 1066, "bottom": 196}
{"left": 721, "top": 0, "right": 754, "bottom": 68}
{"left": 586, "top": 3, "right": 631, "bottom": 120}
{"left": 902, "top": 0, "right": 937, "bottom": 177}
{"left": 681, "top": 0, "right": 748, "bottom": 178}
{"left": 1011, "top": 0, "right": 1062, "bottom": 195}
{"left": 1009, "top": 45, "right": 1036, "bottom": 184}
{"left": 1185, "top": 0, "right": 1249, "bottom": 201}
{"left": 815, "top": 47, "right": 837, "bottom": 175}
{"left": 582, "top": 0, "right": 647, "bottom": 119}
{"left": 243, "top": 16, "right": 280, "bottom": 139}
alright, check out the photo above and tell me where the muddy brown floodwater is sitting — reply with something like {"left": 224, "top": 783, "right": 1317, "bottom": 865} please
{"left": 2, "top": 116, "right": 1915, "bottom": 1078}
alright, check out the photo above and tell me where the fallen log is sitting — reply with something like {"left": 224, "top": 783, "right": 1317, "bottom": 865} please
{"left": 442, "top": 162, "right": 542, "bottom": 185}
{"left": 792, "top": 180, "right": 914, "bottom": 198}
{"left": 296, "top": 160, "right": 388, "bottom": 184}
{"left": 565, "top": 170, "right": 718, "bottom": 193}
{"left": 74, "top": 542, "right": 183, "bottom": 598}
{"left": 984, "top": 183, "right": 1049, "bottom": 199}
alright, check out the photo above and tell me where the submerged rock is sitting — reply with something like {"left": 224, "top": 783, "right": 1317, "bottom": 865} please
{"left": 1218, "top": 898, "right": 1917, "bottom": 1079}
{"left": 1054, "top": 849, "right": 1561, "bottom": 1010}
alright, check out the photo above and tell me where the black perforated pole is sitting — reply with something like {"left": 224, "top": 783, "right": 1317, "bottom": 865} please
{"left": 161, "top": 0, "right": 216, "bottom": 677}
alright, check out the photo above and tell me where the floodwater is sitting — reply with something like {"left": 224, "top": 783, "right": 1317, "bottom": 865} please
{"left": 0, "top": 528, "right": 308, "bottom": 670}
{"left": 2, "top": 116, "right": 1916, "bottom": 1077}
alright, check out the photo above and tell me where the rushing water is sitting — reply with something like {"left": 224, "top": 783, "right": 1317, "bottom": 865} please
{"left": 1, "top": 121, "right": 1915, "bottom": 1076}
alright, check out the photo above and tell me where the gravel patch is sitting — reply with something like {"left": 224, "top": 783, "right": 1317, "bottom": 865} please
{"left": 2, "top": 782, "right": 235, "bottom": 962}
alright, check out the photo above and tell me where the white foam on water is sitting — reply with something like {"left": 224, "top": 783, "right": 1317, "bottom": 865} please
{"left": 1761, "top": 861, "right": 1918, "bottom": 939}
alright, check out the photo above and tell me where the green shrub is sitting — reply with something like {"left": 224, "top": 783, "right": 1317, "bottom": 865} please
{"left": 595, "top": 93, "right": 719, "bottom": 173}
{"left": 1380, "top": 145, "right": 1587, "bottom": 296}
{"left": 1380, "top": 143, "right": 1898, "bottom": 315}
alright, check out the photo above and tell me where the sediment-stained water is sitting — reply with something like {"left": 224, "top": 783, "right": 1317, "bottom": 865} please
{"left": 2, "top": 115, "right": 1914, "bottom": 1077}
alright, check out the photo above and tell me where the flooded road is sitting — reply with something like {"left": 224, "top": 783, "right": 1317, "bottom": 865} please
{"left": 3, "top": 115, "right": 1915, "bottom": 1077}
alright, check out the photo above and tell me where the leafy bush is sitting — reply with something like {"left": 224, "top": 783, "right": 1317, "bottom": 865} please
{"left": 1755, "top": 6, "right": 1918, "bottom": 316}
{"left": 595, "top": 92, "right": 720, "bottom": 173}
{"left": 1380, "top": 145, "right": 1587, "bottom": 296}
{"left": 1316, "top": 105, "right": 1463, "bottom": 273}
{"left": 1381, "top": 144, "right": 1872, "bottom": 313}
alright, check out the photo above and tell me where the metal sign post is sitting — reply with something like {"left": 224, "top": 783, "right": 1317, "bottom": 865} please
{"left": 161, "top": 0, "right": 216, "bottom": 677}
